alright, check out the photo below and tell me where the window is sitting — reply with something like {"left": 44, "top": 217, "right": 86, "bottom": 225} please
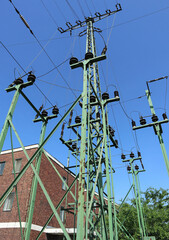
{"left": 0, "top": 162, "right": 5, "bottom": 175}
{"left": 60, "top": 206, "right": 64, "bottom": 222}
{"left": 62, "top": 177, "right": 66, "bottom": 190}
{"left": 3, "top": 192, "right": 15, "bottom": 211}
{"left": 12, "top": 158, "right": 22, "bottom": 173}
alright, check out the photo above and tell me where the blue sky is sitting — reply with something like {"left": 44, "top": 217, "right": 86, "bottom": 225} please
{"left": 0, "top": 0, "right": 169, "bottom": 203}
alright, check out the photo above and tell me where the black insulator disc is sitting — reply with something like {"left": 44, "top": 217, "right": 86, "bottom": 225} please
{"left": 42, "top": 110, "right": 48, "bottom": 117}
{"left": 162, "top": 113, "right": 168, "bottom": 120}
{"left": 102, "top": 92, "right": 109, "bottom": 100}
{"left": 72, "top": 143, "right": 77, "bottom": 149}
{"left": 75, "top": 116, "right": 81, "bottom": 123}
{"left": 114, "top": 91, "right": 119, "bottom": 98}
{"left": 121, "top": 154, "right": 125, "bottom": 160}
{"left": 132, "top": 120, "right": 136, "bottom": 127}
{"left": 137, "top": 151, "right": 141, "bottom": 157}
{"left": 135, "top": 165, "right": 139, "bottom": 170}
{"left": 15, "top": 78, "right": 23, "bottom": 85}
{"left": 130, "top": 152, "right": 134, "bottom": 158}
{"left": 127, "top": 165, "right": 131, "bottom": 171}
{"left": 140, "top": 117, "right": 146, "bottom": 125}
{"left": 69, "top": 57, "right": 78, "bottom": 65}
{"left": 90, "top": 95, "right": 96, "bottom": 103}
{"left": 27, "top": 74, "right": 36, "bottom": 83}
{"left": 52, "top": 106, "right": 59, "bottom": 115}
{"left": 152, "top": 114, "right": 158, "bottom": 122}
{"left": 85, "top": 52, "right": 93, "bottom": 60}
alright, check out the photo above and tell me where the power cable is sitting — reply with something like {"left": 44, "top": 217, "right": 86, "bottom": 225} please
{"left": 34, "top": 82, "right": 54, "bottom": 107}
{"left": 9, "top": 0, "right": 77, "bottom": 98}
{"left": 0, "top": 41, "right": 26, "bottom": 74}
{"left": 102, "top": 6, "right": 169, "bottom": 31}
{"left": 40, "top": 0, "right": 59, "bottom": 27}
{"left": 65, "top": 0, "right": 79, "bottom": 19}
{"left": 37, "top": 78, "right": 81, "bottom": 92}
{"left": 91, "top": 0, "right": 97, "bottom": 13}
{"left": 83, "top": 0, "right": 92, "bottom": 16}
{"left": 52, "top": 0, "right": 67, "bottom": 22}
{"left": 164, "top": 77, "right": 168, "bottom": 112}
{"left": 77, "top": 0, "right": 86, "bottom": 18}
{"left": 37, "top": 58, "right": 70, "bottom": 78}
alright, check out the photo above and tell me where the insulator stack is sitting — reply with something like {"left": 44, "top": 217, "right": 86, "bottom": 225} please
{"left": 61, "top": 123, "right": 65, "bottom": 138}
{"left": 121, "top": 154, "right": 125, "bottom": 160}
{"left": 130, "top": 152, "right": 134, "bottom": 158}
{"left": 162, "top": 112, "right": 167, "bottom": 120}
{"left": 127, "top": 165, "right": 131, "bottom": 171}
{"left": 41, "top": 110, "right": 48, "bottom": 117}
{"left": 69, "top": 110, "right": 73, "bottom": 126}
{"left": 152, "top": 114, "right": 158, "bottom": 122}
{"left": 132, "top": 119, "right": 136, "bottom": 127}
{"left": 140, "top": 116, "right": 146, "bottom": 125}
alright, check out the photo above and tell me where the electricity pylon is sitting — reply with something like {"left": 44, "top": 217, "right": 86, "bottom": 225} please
{"left": 59, "top": 4, "right": 123, "bottom": 239}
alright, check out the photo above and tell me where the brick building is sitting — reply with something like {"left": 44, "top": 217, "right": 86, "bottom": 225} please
{"left": 0, "top": 144, "right": 78, "bottom": 240}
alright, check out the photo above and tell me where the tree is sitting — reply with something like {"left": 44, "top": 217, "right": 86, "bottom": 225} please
{"left": 117, "top": 188, "right": 169, "bottom": 240}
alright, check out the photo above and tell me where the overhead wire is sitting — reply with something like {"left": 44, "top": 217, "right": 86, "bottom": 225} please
{"left": 40, "top": 0, "right": 59, "bottom": 27}
{"left": 83, "top": 0, "right": 92, "bottom": 16}
{"left": 52, "top": 0, "right": 68, "bottom": 22}
{"left": 164, "top": 77, "right": 168, "bottom": 112}
{"left": 102, "top": 6, "right": 169, "bottom": 31}
{"left": 77, "top": 0, "right": 86, "bottom": 18}
{"left": 9, "top": 0, "right": 77, "bottom": 99}
{"left": 65, "top": 0, "right": 79, "bottom": 20}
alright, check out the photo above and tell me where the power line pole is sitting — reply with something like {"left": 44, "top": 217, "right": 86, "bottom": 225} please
{"left": 59, "top": 5, "right": 122, "bottom": 239}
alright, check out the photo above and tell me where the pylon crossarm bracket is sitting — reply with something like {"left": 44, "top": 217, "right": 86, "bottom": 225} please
{"left": 6, "top": 81, "right": 34, "bottom": 92}
{"left": 133, "top": 119, "right": 169, "bottom": 130}
{"left": 0, "top": 95, "right": 81, "bottom": 206}
{"left": 122, "top": 156, "right": 142, "bottom": 163}
{"left": 36, "top": 174, "right": 79, "bottom": 240}
{"left": 58, "top": 4, "right": 122, "bottom": 34}
{"left": 10, "top": 126, "right": 24, "bottom": 240}
{"left": 19, "top": 90, "right": 47, "bottom": 123}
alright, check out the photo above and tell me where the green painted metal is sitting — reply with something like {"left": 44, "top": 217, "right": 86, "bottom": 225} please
{"left": 0, "top": 86, "right": 20, "bottom": 153}
{"left": 0, "top": 95, "right": 81, "bottom": 207}
{"left": 146, "top": 90, "right": 169, "bottom": 176}
{"left": 24, "top": 121, "right": 47, "bottom": 240}
{"left": 10, "top": 126, "right": 24, "bottom": 240}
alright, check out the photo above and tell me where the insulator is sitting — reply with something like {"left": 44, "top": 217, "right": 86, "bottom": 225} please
{"left": 121, "top": 154, "right": 125, "bottom": 160}
{"left": 41, "top": 110, "right": 48, "bottom": 117}
{"left": 132, "top": 120, "right": 136, "bottom": 127}
{"left": 27, "top": 74, "right": 36, "bottom": 83}
{"left": 90, "top": 95, "right": 96, "bottom": 103}
{"left": 114, "top": 91, "right": 119, "bottom": 98}
{"left": 152, "top": 114, "right": 158, "bottom": 122}
{"left": 85, "top": 52, "right": 93, "bottom": 60}
{"left": 96, "top": 112, "right": 100, "bottom": 118}
{"left": 69, "top": 139, "right": 72, "bottom": 145}
{"left": 114, "top": 140, "right": 118, "bottom": 148}
{"left": 61, "top": 123, "right": 65, "bottom": 138}
{"left": 69, "top": 57, "right": 78, "bottom": 65}
{"left": 79, "top": 101, "right": 83, "bottom": 108}
{"left": 135, "top": 165, "right": 139, "bottom": 170}
{"left": 75, "top": 116, "right": 81, "bottom": 123}
{"left": 127, "top": 165, "right": 131, "bottom": 171}
{"left": 15, "top": 78, "right": 23, "bottom": 85}
{"left": 102, "top": 92, "right": 109, "bottom": 100}
{"left": 68, "top": 110, "right": 73, "bottom": 125}
{"left": 162, "top": 112, "right": 168, "bottom": 120}
{"left": 72, "top": 143, "right": 77, "bottom": 150}
{"left": 140, "top": 116, "right": 146, "bottom": 125}
{"left": 110, "top": 128, "right": 115, "bottom": 136}
{"left": 103, "top": 169, "right": 106, "bottom": 174}
{"left": 52, "top": 106, "right": 59, "bottom": 115}
{"left": 137, "top": 151, "right": 141, "bottom": 157}
{"left": 130, "top": 152, "right": 134, "bottom": 158}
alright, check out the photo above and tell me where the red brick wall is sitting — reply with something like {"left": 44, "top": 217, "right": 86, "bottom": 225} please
{"left": 0, "top": 147, "right": 78, "bottom": 240}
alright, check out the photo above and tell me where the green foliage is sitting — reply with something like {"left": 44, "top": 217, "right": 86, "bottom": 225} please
{"left": 117, "top": 188, "right": 169, "bottom": 240}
